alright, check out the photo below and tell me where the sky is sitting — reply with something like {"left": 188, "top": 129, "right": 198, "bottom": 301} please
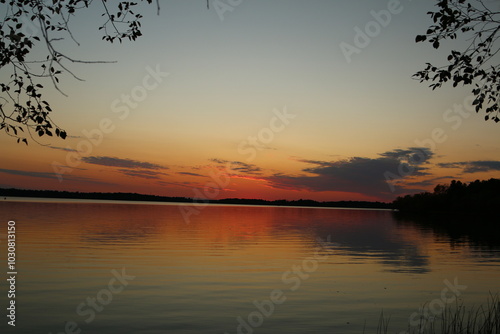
{"left": 1, "top": 0, "right": 500, "bottom": 202}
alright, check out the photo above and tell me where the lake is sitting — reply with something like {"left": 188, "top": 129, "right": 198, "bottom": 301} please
{"left": 0, "top": 199, "right": 499, "bottom": 334}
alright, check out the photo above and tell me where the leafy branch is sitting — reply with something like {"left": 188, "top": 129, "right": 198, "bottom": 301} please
{"left": 414, "top": 0, "right": 500, "bottom": 122}
{"left": 0, "top": 0, "right": 156, "bottom": 144}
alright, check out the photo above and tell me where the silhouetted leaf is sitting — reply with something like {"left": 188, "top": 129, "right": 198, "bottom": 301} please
{"left": 416, "top": 35, "right": 427, "bottom": 43}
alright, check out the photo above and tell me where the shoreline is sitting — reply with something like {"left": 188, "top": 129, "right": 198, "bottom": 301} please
{"left": 0, "top": 188, "right": 392, "bottom": 210}
{"left": 1, "top": 196, "right": 394, "bottom": 211}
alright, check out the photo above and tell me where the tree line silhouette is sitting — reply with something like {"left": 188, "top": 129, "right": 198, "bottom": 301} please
{"left": 393, "top": 178, "right": 500, "bottom": 215}
{"left": 3, "top": 178, "right": 499, "bottom": 214}
{"left": 0, "top": 188, "right": 391, "bottom": 209}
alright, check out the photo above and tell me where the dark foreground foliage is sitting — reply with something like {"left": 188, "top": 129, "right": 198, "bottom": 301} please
{"left": 374, "top": 293, "right": 500, "bottom": 334}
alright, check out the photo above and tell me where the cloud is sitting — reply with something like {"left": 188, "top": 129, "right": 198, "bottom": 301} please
{"left": 118, "top": 169, "right": 168, "bottom": 180}
{"left": 437, "top": 160, "right": 500, "bottom": 173}
{"left": 80, "top": 156, "right": 169, "bottom": 180}
{"left": 81, "top": 156, "right": 167, "bottom": 170}
{"left": 404, "top": 176, "right": 455, "bottom": 188}
{"left": 177, "top": 172, "right": 204, "bottom": 177}
{"left": 157, "top": 180, "right": 203, "bottom": 189}
{"left": 266, "top": 147, "right": 434, "bottom": 199}
{"left": 209, "top": 158, "right": 262, "bottom": 175}
{"left": 52, "top": 164, "right": 87, "bottom": 171}
{"left": 378, "top": 148, "right": 433, "bottom": 162}
{"left": 0, "top": 168, "right": 114, "bottom": 185}
{"left": 48, "top": 146, "right": 77, "bottom": 152}
{"left": 0, "top": 168, "right": 56, "bottom": 180}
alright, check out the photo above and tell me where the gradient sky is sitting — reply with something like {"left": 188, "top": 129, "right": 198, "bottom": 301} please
{"left": 1, "top": 0, "right": 500, "bottom": 202}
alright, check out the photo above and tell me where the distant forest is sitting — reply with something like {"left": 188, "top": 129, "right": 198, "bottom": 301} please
{"left": 3, "top": 178, "right": 499, "bottom": 213}
{"left": 393, "top": 178, "right": 500, "bottom": 215}
{"left": 0, "top": 188, "right": 391, "bottom": 209}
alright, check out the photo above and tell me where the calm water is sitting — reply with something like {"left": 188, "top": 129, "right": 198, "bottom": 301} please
{"left": 0, "top": 199, "right": 499, "bottom": 334}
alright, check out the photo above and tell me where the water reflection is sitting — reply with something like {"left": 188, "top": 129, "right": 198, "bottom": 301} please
{"left": 0, "top": 200, "right": 499, "bottom": 334}
{"left": 65, "top": 204, "right": 432, "bottom": 273}
{"left": 393, "top": 211, "right": 500, "bottom": 250}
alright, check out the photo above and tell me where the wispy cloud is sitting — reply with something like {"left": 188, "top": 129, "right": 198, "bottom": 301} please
{"left": 48, "top": 146, "right": 78, "bottom": 152}
{"left": 0, "top": 168, "right": 56, "bottom": 180}
{"left": 79, "top": 156, "right": 169, "bottom": 180}
{"left": 404, "top": 176, "right": 455, "bottom": 188}
{"left": 118, "top": 169, "right": 168, "bottom": 180}
{"left": 177, "top": 172, "right": 204, "bottom": 177}
{"left": 210, "top": 158, "right": 262, "bottom": 175}
{"left": 52, "top": 164, "right": 87, "bottom": 171}
{"left": 437, "top": 160, "right": 500, "bottom": 173}
{"left": 82, "top": 156, "right": 168, "bottom": 170}
{"left": 0, "top": 168, "right": 114, "bottom": 185}
{"left": 157, "top": 180, "right": 204, "bottom": 189}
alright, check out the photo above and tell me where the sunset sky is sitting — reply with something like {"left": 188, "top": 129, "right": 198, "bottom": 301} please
{"left": 1, "top": 0, "right": 500, "bottom": 202}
